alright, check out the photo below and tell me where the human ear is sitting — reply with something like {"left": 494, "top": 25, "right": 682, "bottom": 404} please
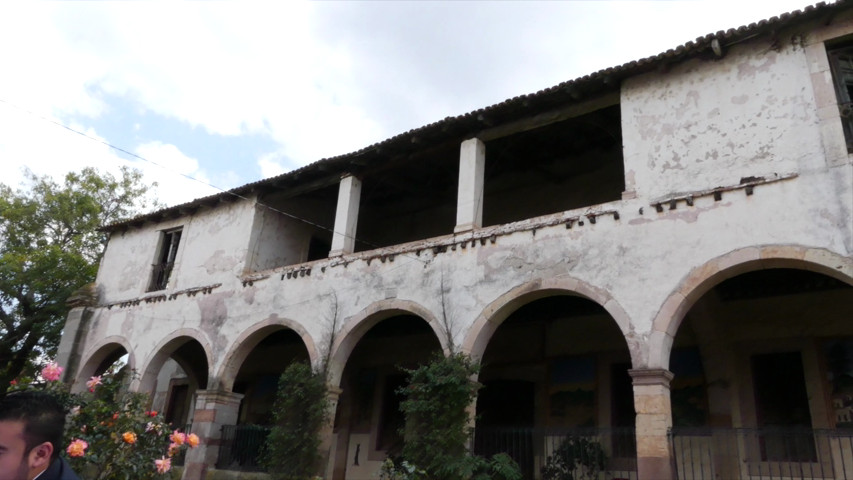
{"left": 27, "top": 441, "right": 54, "bottom": 471}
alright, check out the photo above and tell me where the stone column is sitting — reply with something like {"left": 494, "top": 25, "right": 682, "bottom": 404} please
{"left": 454, "top": 138, "right": 485, "bottom": 233}
{"left": 329, "top": 175, "right": 362, "bottom": 257}
{"left": 320, "top": 386, "right": 343, "bottom": 479}
{"left": 181, "top": 390, "right": 244, "bottom": 480}
{"left": 56, "top": 306, "right": 93, "bottom": 387}
{"left": 629, "top": 368, "right": 675, "bottom": 480}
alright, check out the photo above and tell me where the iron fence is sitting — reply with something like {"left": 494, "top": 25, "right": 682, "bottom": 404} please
{"left": 216, "top": 424, "right": 271, "bottom": 472}
{"left": 473, "top": 426, "right": 638, "bottom": 480}
{"left": 670, "top": 427, "right": 853, "bottom": 480}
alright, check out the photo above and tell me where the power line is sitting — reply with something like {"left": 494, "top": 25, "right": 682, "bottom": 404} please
{"left": 0, "top": 97, "right": 430, "bottom": 265}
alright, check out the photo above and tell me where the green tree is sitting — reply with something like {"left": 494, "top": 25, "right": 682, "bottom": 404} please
{"left": 0, "top": 167, "right": 158, "bottom": 392}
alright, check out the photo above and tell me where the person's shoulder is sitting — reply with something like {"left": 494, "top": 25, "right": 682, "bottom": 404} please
{"left": 43, "top": 457, "right": 82, "bottom": 480}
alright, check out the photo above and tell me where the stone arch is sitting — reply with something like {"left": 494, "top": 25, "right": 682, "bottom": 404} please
{"left": 648, "top": 245, "right": 853, "bottom": 370}
{"left": 136, "top": 328, "right": 213, "bottom": 394}
{"left": 461, "top": 276, "right": 638, "bottom": 368}
{"left": 73, "top": 336, "right": 135, "bottom": 393}
{"left": 215, "top": 315, "right": 319, "bottom": 392}
{"left": 326, "top": 299, "right": 446, "bottom": 388}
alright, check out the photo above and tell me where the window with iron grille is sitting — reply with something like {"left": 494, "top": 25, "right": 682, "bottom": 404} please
{"left": 148, "top": 228, "right": 182, "bottom": 291}
{"left": 827, "top": 43, "right": 853, "bottom": 151}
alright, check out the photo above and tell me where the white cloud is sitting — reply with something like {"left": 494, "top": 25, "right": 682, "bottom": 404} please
{"left": 133, "top": 142, "right": 219, "bottom": 206}
{"left": 257, "top": 152, "right": 290, "bottom": 179}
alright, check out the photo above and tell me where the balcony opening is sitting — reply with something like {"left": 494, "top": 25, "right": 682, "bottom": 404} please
{"left": 354, "top": 142, "right": 459, "bottom": 252}
{"left": 248, "top": 184, "right": 338, "bottom": 272}
{"left": 482, "top": 104, "right": 624, "bottom": 227}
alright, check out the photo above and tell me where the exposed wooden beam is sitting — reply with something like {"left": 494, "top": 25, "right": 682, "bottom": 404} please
{"left": 475, "top": 92, "right": 619, "bottom": 142}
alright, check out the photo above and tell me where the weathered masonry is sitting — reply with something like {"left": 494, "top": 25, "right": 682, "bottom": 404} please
{"left": 58, "top": 3, "right": 853, "bottom": 480}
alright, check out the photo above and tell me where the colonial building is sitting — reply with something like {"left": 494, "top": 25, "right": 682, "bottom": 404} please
{"left": 58, "top": 2, "right": 853, "bottom": 480}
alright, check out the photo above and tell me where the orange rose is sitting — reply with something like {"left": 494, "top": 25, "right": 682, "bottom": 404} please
{"left": 66, "top": 439, "right": 88, "bottom": 457}
{"left": 186, "top": 433, "right": 200, "bottom": 448}
{"left": 122, "top": 431, "right": 137, "bottom": 444}
{"left": 170, "top": 430, "right": 186, "bottom": 445}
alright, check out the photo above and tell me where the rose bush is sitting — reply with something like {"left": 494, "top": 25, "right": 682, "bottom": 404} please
{"left": 7, "top": 360, "right": 199, "bottom": 479}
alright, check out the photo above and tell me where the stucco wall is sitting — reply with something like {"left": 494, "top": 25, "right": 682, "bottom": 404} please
{"left": 66, "top": 9, "right": 853, "bottom": 435}
{"left": 96, "top": 199, "right": 257, "bottom": 301}
{"left": 622, "top": 36, "right": 821, "bottom": 201}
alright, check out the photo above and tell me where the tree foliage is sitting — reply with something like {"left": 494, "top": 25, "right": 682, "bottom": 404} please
{"left": 263, "top": 362, "right": 329, "bottom": 480}
{"left": 0, "top": 167, "right": 158, "bottom": 393}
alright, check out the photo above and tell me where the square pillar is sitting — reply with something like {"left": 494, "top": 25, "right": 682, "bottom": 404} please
{"left": 320, "top": 386, "right": 343, "bottom": 479}
{"left": 329, "top": 175, "right": 362, "bottom": 257}
{"left": 182, "top": 390, "right": 244, "bottom": 480}
{"left": 629, "top": 368, "right": 675, "bottom": 480}
{"left": 454, "top": 138, "right": 485, "bottom": 233}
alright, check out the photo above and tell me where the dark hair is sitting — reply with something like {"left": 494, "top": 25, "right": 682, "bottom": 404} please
{"left": 0, "top": 391, "right": 66, "bottom": 461}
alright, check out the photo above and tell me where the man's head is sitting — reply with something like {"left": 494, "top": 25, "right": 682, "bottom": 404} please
{"left": 0, "top": 391, "right": 66, "bottom": 480}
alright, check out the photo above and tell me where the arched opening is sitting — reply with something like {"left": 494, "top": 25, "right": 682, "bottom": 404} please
{"left": 233, "top": 328, "right": 311, "bottom": 425}
{"left": 475, "top": 294, "right": 635, "bottom": 480}
{"left": 75, "top": 341, "right": 131, "bottom": 393}
{"left": 211, "top": 327, "right": 312, "bottom": 472}
{"left": 669, "top": 267, "right": 853, "bottom": 479}
{"left": 141, "top": 336, "right": 210, "bottom": 431}
{"left": 332, "top": 314, "right": 442, "bottom": 480}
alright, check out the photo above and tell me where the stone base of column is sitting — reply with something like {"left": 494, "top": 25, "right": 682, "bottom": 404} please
{"left": 630, "top": 368, "right": 675, "bottom": 480}
{"left": 182, "top": 390, "right": 244, "bottom": 480}
{"left": 637, "top": 455, "right": 674, "bottom": 480}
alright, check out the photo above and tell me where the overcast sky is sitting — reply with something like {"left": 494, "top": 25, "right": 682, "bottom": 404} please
{"left": 0, "top": 1, "right": 826, "bottom": 207}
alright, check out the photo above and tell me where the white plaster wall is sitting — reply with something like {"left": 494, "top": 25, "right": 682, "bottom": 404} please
{"left": 77, "top": 16, "right": 853, "bottom": 401}
{"left": 622, "top": 37, "right": 822, "bottom": 200}
{"left": 151, "top": 358, "right": 187, "bottom": 412}
{"left": 245, "top": 204, "right": 314, "bottom": 272}
{"left": 96, "top": 199, "right": 257, "bottom": 302}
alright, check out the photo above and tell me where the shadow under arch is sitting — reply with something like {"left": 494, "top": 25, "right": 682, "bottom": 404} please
{"left": 215, "top": 315, "right": 318, "bottom": 392}
{"left": 648, "top": 245, "right": 853, "bottom": 370}
{"left": 136, "top": 328, "right": 213, "bottom": 395}
{"left": 74, "top": 336, "right": 135, "bottom": 393}
{"left": 326, "top": 299, "right": 447, "bottom": 388}
{"left": 461, "top": 276, "right": 637, "bottom": 369}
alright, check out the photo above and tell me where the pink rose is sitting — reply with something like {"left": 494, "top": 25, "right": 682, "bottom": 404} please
{"left": 155, "top": 456, "right": 171, "bottom": 474}
{"left": 86, "top": 375, "right": 102, "bottom": 392}
{"left": 41, "top": 362, "right": 63, "bottom": 382}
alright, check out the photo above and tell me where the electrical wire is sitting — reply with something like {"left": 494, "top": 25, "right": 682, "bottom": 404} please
{"left": 0, "top": 98, "right": 432, "bottom": 265}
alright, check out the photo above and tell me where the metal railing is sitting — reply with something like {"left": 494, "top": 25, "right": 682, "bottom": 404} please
{"left": 148, "top": 262, "right": 174, "bottom": 291}
{"left": 670, "top": 427, "right": 853, "bottom": 480}
{"left": 216, "top": 424, "right": 270, "bottom": 472}
{"left": 473, "top": 426, "right": 637, "bottom": 480}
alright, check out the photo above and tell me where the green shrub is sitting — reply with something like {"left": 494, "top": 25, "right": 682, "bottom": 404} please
{"left": 541, "top": 435, "right": 608, "bottom": 480}
{"left": 262, "top": 362, "right": 329, "bottom": 480}
{"left": 395, "top": 353, "right": 522, "bottom": 480}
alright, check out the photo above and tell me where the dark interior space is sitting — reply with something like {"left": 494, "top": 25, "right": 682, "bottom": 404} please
{"left": 483, "top": 104, "right": 624, "bottom": 226}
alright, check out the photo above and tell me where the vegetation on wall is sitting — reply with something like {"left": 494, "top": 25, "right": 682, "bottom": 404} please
{"left": 263, "top": 362, "right": 329, "bottom": 480}
{"left": 382, "top": 352, "right": 522, "bottom": 480}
